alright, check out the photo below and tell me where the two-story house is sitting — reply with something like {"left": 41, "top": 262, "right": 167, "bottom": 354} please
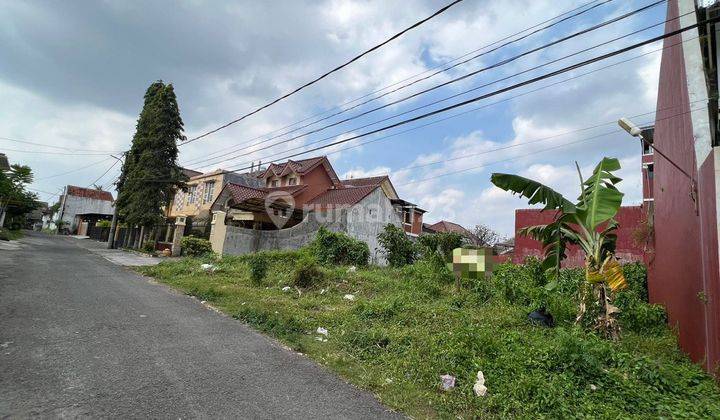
{"left": 208, "top": 156, "right": 425, "bottom": 261}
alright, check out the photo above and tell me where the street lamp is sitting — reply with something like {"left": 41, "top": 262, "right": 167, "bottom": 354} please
{"left": 617, "top": 117, "right": 693, "bottom": 180}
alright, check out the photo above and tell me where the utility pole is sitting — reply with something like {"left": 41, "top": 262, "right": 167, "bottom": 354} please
{"left": 106, "top": 154, "right": 123, "bottom": 249}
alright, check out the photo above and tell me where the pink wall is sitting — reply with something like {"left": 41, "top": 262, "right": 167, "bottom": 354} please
{"left": 650, "top": 0, "right": 719, "bottom": 373}
{"left": 513, "top": 206, "right": 647, "bottom": 267}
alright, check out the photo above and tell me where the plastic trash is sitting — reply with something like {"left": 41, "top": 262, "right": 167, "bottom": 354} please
{"left": 316, "top": 327, "right": 328, "bottom": 336}
{"left": 347, "top": 266, "right": 357, "bottom": 273}
{"left": 200, "top": 263, "right": 217, "bottom": 273}
{"left": 473, "top": 371, "right": 487, "bottom": 396}
{"left": 343, "top": 294, "right": 355, "bottom": 301}
{"left": 282, "top": 286, "right": 291, "bottom": 292}
{"left": 440, "top": 374, "right": 456, "bottom": 390}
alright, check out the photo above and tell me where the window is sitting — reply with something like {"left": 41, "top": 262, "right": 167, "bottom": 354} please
{"left": 203, "top": 181, "right": 215, "bottom": 203}
{"left": 271, "top": 179, "right": 279, "bottom": 187}
{"left": 187, "top": 185, "right": 197, "bottom": 204}
{"left": 288, "top": 177, "right": 297, "bottom": 186}
{"left": 647, "top": 163, "right": 654, "bottom": 180}
{"left": 403, "top": 210, "right": 412, "bottom": 224}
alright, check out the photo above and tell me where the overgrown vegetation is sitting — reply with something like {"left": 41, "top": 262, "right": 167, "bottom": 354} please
{"left": 139, "top": 253, "right": 720, "bottom": 418}
{"left": 377, "top": 224, "right": 415, "bottom": 267}
{"left": 0, "top": 228, "right": 23, "bottom": 241}
{"left": 492, "top": 157, "right": 631, "bottom": 339}
{"left": 308, "top": 227, "right": 369, "bottom": 267}
{"left": 180, "top": 235, "right": 213, "bottom": 256}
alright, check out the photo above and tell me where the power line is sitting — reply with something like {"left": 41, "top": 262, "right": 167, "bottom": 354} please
{"left": 183, "top": 0, "right": 465, "bottom": 145}
{"left": 0, "top": 136, "right": 123, "bottom": 153}
{"left": 35, "top": 157, "right": 114, "bottom": 181}
{"left": 182, "top": 0, "right": 611, "bottom": 164}
{"left": 87, "top": 158, "right": 121, "bottom": 188}
{"left": 0, "top": 147, "right": 114, "bottom": 156}
{"left": 219, "top": 16, "right": 715, "bottom": 173}
{"left": 218, "top": 10, "right": 694, "bottom": 173}
{"left": 187, "top": 0, "right": 667, "bottom": 169}
{"left": 229, "top": 34, "right": 701, "bottom": 170}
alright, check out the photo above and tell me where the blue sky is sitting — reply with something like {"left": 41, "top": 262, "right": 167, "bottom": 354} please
{"left": 0, "top": 0, "right": 668, "bottom": 235}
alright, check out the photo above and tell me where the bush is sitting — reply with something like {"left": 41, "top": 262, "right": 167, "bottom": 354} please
{"left": 377, "top": 224, "right": 415, "bottom": 267}
{"left": 248, "top": 253, "right": 269, "bottom": 286}
{"left": 308, "top": 227, "right": 369, "bottom": 267}
{"left": 417, "top": 231, "right": 464, "bottom": 262}
{"left": 141, "top": 240, "right": 156, "bottom": 253}
{"left": 96, "top": 220, "right": 111, "bottom": 228}
{"left": 181, "top": 235, "right": 213, "bottom": 257}
{"left": 292, "top": 254, "right": 324, "bottom": 288}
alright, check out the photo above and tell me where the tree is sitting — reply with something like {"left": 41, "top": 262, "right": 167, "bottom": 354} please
{"left": 473, "top": 224, "right": 499, "bottom": 246}
{"left": 0, "top": 164, "right": 39, "bottom": 228}
{"left": 491, "top": 157, "right": 628, "bottom": 340}
{"left": 115, "top": 81, "right": 187, "bottom": 239}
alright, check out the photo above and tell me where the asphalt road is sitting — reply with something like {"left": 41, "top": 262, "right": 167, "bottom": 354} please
{"left": 0, "top": 232, "right": 400, "bottom": 418}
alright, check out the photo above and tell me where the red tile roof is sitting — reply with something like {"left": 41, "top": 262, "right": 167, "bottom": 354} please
{"left": 66, "top": 186, "right": 113, "bottom": 202}
{"left": 224, "top": 183, "right": 267, "bottom": 203}
{"left": 342, "top": 175, "right": 388, "bottom": 187}
{"left": 307, "top": 185, "right": 378, "bottom": 207}
{"left": 427, "top": 220, "right": 471, "bottom": 235}
{"left": 259, "top": 156, "right": 340, "bottom": 184}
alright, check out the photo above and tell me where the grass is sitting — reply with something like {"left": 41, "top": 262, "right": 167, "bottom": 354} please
{"left": 138, "top": 253, "right": 720, "bottom": 418}
{"left": 0, "top": 228, "right": 24, "bottom": 241}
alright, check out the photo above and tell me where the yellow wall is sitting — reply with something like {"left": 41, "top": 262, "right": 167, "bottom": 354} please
{"left": 167, "top": 172, "right": 226, "bottom": 218}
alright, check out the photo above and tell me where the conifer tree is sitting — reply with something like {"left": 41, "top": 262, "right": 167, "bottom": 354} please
{"left": 116, "top": 81, "right": 187, "bottom": 231}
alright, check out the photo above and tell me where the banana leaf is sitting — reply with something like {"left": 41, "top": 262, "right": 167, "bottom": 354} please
{"left": 601, "top": 256, "right": 627, "bottom": 291}
{"left": 491, "top": 173, "right": 576, "bottom": 214}
{"left": 576, "top": 157, "right": 624, "bottom": 230}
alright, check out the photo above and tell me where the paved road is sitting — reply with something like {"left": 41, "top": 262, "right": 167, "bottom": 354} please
{"left": 0, "top": 232, "right": 399, "bottom": 418}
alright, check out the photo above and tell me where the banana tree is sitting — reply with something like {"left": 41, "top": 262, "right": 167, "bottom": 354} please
{"left": 491, "top": 157, "right": 628, "bottom": 339}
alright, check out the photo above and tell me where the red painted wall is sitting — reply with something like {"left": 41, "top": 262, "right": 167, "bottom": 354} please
{"left": 513, "top": 206, "right": 647, "bottom": 267}
{"left": 650, "top": 0, "right": 719, "bottom": 374}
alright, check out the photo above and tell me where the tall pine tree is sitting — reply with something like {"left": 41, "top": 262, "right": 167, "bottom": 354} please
{"left": 116, "top": 81, "right": 187, "bottom": 230}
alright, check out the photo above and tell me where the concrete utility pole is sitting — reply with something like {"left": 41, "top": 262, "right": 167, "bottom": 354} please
{"left": 106, "top": 154, "right": 123, "bottom": 249}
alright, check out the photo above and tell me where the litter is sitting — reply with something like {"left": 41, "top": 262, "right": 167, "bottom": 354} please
{"left": 282, "top": 286, "right": 291, "bottom": 292}
{"left": 316, "top": 327, "right": 328, "bottom": 336}
{"left": 343, "top": 294, "right": 355, "bottom": 301}
{"left": 200, "top": 263, "right": 217, "bottom": 273}
{"left": 347, "top": 266, "right": 357, "bottom": 273}
{"left": 440, "top": 374, "right": 456, "bottom": 390}
{"left": 473, "top": 371, "right": 487, "bottom": 396}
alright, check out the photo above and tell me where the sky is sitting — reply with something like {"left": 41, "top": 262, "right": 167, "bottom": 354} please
{"left": 0, "top": 0, "right": 668, "bottom": 236}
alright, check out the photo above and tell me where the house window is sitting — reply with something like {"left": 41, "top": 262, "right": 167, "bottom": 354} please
{"left": 647, "top": 163, "right": 654, "bottom": 180}
{"left": 288, "top": 177, "right": 297, "bottom": 186}
{"left": 203, "top": 181, "right": 215, "bottom": 203}
{"left": 404, "top": 210, "right": 412, "bottom": 224}
{"left": 187, "top": 185, "right": 197, "bottom": 204}
{"left": 271, "top": 179, "right": 279, "bottom": 187}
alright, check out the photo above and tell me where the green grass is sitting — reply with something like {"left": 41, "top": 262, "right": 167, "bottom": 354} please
{"left": 0, "top": 228, "right": 23, "bottom": 241}
{"left": 138, "top": 253, "right": 720, "bottom": 419}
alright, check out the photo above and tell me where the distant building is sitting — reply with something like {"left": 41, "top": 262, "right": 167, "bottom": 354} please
{"left": 423, "top": 220, "right": 481, "bottom": 245}
{"left": 57, "top": 186, "right": 114, "bottom": 234}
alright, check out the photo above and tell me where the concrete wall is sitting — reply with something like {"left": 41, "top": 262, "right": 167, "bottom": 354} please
{"left": 513, "top": 206, "right": 648, "bottom": 266}
{"left": 214, "top": 188, "right": 403, "bottom": 264}
{"left": 59, "top": 195, "right": 114, "bottom": 231}
{"left": 220, "top": 210, "right": 346, "bottom": 256}
{"left": 649, "top": 0, "right": 720, "bottom": 374}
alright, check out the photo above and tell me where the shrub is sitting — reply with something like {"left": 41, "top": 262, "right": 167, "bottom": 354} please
{"left": 417, "top": 231, "right": 464, "bottom": 261}
{"left": 96, "top": 220, "right": 112, "bottom": 228}
{"left": 291, "top": 254, "right": 324, "bottom": 288}
{"left": 248, "top": 253, "right": 269, "bottom": 286}
{"left": 308, "top": 227, "right": 369, "bottom": 267}
{"left": 181, "top": 235, "right": 213, "bottom": 257}
{"left": 141, "top": 240, "right": 156, "bottom": 253}
{"left": 377, "top": 224, "right": 415, "bottom": 267}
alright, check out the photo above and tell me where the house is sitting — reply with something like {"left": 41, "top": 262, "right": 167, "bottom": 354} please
{"left": 56, "top": 186, "right": 114, "bottom": 234}
{"left": 165, "top": 168, "right": 261, "bottom": 237}
{"left": 423, "top": 220, "right": 481, "bottom": 245}
{"left": 208, "top": 156, "right": 424, "bottom": 263}
{"left": 639, "top": 0, "right": 720, "bottom": 374}
{"left": 26, "top": 201, "right": 48, "bottom": 230}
